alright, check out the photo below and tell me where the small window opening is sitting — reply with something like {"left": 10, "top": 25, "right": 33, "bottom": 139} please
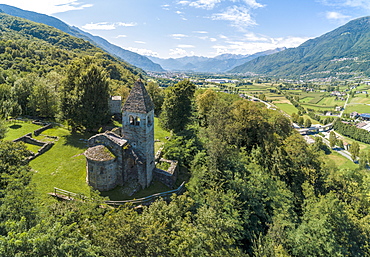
{"left": 129, "top": 115, "right": 134, "bottom": 125}
{"left": 135, "top": 117, "right": 141, "bottom": 126}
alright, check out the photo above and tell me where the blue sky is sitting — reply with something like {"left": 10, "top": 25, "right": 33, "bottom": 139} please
{"left": 1, "top": 0, "right": 370, "bottom": 58}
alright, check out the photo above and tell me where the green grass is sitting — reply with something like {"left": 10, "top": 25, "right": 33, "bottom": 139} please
{"left": 154, "top": 117, "right": 171, "bottom": 152}
{"left": 30, "top": 126, "right": 93, "bottom": 201}
{"left": 344, "top": 104, "right": 370, "bottom": 114}
{"left": 5, "top": 119, "right": 173, "bottom": 202}
{"left": 26, "top": 144, "right": 41, "bottom": 153}
{"left": 324, "top": 151, "right": 357, "bottom": 170}
{"left": 300, "top": 97, "right": 314, "bottom": 103}
{"left": 275, "top": 103, "right": 299, "bottom": 115}
{"left": 3, "top": 120, "right": 42, "bottom": 141}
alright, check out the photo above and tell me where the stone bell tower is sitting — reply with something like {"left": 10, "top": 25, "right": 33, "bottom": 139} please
{"left": 121, "top": 79, "right": 155, "bottom": 187}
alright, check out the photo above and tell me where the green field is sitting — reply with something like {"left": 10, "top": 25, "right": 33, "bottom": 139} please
{"left": 274, "top": 103, "right": 299, "bottom": 115}
{"left": 344, "top": 104, "right": 370, "bottom": 114}
{"left": 4, "top": 120, "right": 43, "bottom": 141}
{"left": 325, "top": 151, "right": 357, "bottom": 170}
{"left": 4, "top": 118, "right": 171, "bottom": 202}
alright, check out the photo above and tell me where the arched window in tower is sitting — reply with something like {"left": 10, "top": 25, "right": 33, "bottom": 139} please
{"left": 129, "top": 115, "right": 134, "bottom": 125}
{"left": 135, "top": 117, "right": 141, "bottom": 126}
{"left": 147, "top": 115, "right": 152, "bottom": 127}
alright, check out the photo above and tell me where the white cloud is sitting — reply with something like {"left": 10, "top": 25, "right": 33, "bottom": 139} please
{"left": 135, "top": 41, "right": 146, "bottom": 44}
{"left": 169, "top": 48, "right": 195, "bottom": 57}
{"left": 325, "top": 11, "right": 350, "bottom": 20}
{"left": 82, "top": 22, "right": 137, "bottom": 30}
{"left": 189, "top": 0, "right": 221, "bottom": 9}
{"left": 212, "top": 34, "right": 310, "bottom": 55}
{"left": 178, "top": 0, "right": 264, "bottom": 9}
{"left": 0, "top": 0, "right": 93, "bottom": 15}
{"left": 116, "top": 35, "right": 127, "bottom": 38}
{"left": 319, "top": 0, "right": 370, "bottom": 9}
{"left": 170, "top": 34, "right": 189, "bottom": 39}
{"left": 212, "top": 6, "right": 257, "bottom": 29}
{"left": 239, "top": 0, "right": 265, "bottom": 8}
{"left": 193, "top": 31, "right": 209, "bottom": 34}
{"left": 116, "top": 22, "right": 137, "bottom": 27}
{"left": 178, "top": 44, "right": 195, "bottom": 48}
{"left": 127, "top": 47, "right": 159, "bottom": 57}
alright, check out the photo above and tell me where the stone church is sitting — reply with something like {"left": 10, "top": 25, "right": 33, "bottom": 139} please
{"left": 84, "top": 80, "right": 156, "bottom": 191}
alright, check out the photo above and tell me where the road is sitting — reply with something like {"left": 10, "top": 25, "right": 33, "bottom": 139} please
{"left": 339, "top": 94, "right": 350, "bottom": 118}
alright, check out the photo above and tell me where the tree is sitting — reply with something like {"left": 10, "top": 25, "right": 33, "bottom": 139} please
{"left": 297, "top": 116, "right": 304, "bottom": 127}
{"left": 349, "top": 142, "right": 360, "bottom": 161}
{"left": 160, "top": 80, "right": 196, "bottom": 133}
{"left": 195, "top": 89, "right": 217, "bottom": 126}
{"left": 146, "top": 81, "right": 164, "bottom": 116}
{"left": 359, "top": 150, "right": 368, "bottom": 169}
{"left": 329, "top": 131, "right": 337, "bottom": 148}
{"left": 28, "top": 80, "right": 58, "bottom": 118}
{"left": 0, "top": 119, "right": 7, "bottom": 139}
{"left": 304, "top": 118, "right": 312, "bottom": 128}
{"left": 60, "top": 57, "right": 110, "bottom": 131}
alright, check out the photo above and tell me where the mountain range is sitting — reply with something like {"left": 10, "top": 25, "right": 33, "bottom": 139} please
{"left": 1, "top": 4, "right": 370, "bottom": 79}
{"left": 147, "top": 48, "right": 286, "bottom": 73}
{"left": 0, "top": 4, "right": 285, "bottom": 74}
{"left": 230, "top": 16, "right": 370, "bottom": 79}
{"left": 0, "top": 4, "right": 165, "bottom": 72}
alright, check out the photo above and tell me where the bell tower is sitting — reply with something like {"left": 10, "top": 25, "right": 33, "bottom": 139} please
{"left": 121, "top": 79, "right": 155, "bottom": 187}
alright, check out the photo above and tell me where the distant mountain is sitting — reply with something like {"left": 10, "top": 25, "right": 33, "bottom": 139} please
{"left": 0, "top": 4, "right": 165, "bottom": 72}
{"left": 147, "top": 48, "right": 285, "bottom": 73}
{"left": 230, "top": 16, "right": 370, "bottom": 79}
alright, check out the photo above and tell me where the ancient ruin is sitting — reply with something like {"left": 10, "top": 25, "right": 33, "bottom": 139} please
{"left": 85, "top": 80, "right": 177, "bottom": 192}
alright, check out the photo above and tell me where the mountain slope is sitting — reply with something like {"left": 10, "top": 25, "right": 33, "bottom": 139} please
{"left": 148, "top": 48, "right": 285, "bottom": 72}
{"left": 0, "top": 4, "right": 164, "bottom": 72}
{"left": 230, "top": 16, "right": 370, "bottom": 78}
{"left": 0, "top": 12, "right": 139, "bottom": 82}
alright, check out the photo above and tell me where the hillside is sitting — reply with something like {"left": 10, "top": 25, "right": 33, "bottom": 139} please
{"left": 0, "top": 4, "right": 165, "bottom": 72}
{"left": 0, "top": 11, "right": 139, "bottom": 78}
{"left": 148, "top": 48, "right": 285, "bottom": 73}
{"left": 230, "top": 16, "right": 370, "bottom": 79}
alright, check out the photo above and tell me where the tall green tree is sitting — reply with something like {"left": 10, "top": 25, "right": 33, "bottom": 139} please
{"left": 146, "top": 81, "right": 164, "bottom": 116}
{"left": 60, "top": 57, "right": 110, "bottom": 131}
{"left": 160, "top": 80, "right": 196, "bottom": 133}
{"left": 329, "top": 131, "right": 337, "bottom": 148}
{"left": 349, "top": 141, "right": 360, "bottom": 161}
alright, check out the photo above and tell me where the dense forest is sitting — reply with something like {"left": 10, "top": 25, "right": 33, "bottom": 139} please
{"left": 0, "top": 12, "right": 370, "bottom": 257}
{"left": 0, "top": 12, "right": 141, "bottom": 129}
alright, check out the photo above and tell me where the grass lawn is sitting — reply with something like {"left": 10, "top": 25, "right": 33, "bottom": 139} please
{"left": 275, "top": 103, "right": 299, "bottom": 115}
{"left": 349, "top": 95, "right": 370, "bottom": 104}
{"left": 30, "top": 126, "right": 93, "bottom": 202}
{"left": 344, "top": 104, "right": 370, "bottom": 114}
{"left": 5, "top": 119, "right": 173, "bottom": 202}
{"left": 154, "top": 117, "right": 171, "bottom": 152}
{"left": 3, "top": 120, "right": 43, "bottom": 141}
{"left": 324, "top": 151, "right": 357, "bottom": 170}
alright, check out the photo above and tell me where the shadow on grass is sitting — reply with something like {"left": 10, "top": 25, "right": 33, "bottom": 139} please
{"left": 9, "top": 124, "right": 22, "bottom": 129}
{"left": 63, "top": 131, "right": 94, "bottom": 149}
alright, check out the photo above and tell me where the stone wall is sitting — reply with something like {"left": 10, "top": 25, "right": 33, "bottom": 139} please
{"left": 153, "top": 159, "right": 179, "bottom": 188}
{"left": 34, "top": 123, "right": 53, "bottom": 136}
{"left": 13, "top": 134, "right": 54, "bottom": 161}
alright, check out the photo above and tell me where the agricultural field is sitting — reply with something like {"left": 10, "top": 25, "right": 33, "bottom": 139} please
{"left": 4, "top": 118, "right": 171, "bottom": 202}
{"left": 274, "top": 103, "right": 299, "bottom": 115}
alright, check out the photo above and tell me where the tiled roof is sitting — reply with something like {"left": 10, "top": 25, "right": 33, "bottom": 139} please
{"left": 122, "top": 80, "right": 154, "bottom": 113}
